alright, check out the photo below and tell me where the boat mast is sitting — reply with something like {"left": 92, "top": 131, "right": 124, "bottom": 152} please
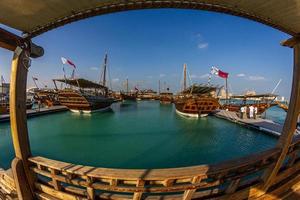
{"left": 1, "top": 75, "right": 3, "bottom": 104}
{"left": 32, "top": 77, "right": 39, "bottom": 89}
{"left": 158, "top": 80, "right": 161, "bottom": 94}
{"left": 183, "top": 63, "right": 187, "bottom": 91}
{"left": 102, "top": 53, "right": 108, "bottom": 87}
{"left": 126, "top": 78, "right": 129, "bottom": 94}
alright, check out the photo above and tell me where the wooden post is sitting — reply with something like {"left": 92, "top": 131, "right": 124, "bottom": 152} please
{"left": 262, "top": 38, "right": 300, "bottom": 190}
{"left": 10, "top": 46, "right": 35, "bottom": 199}
{"left": 182, "top": 176, "right": 202, "bottom": 200}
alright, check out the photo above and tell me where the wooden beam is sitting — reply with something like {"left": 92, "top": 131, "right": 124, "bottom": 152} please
{"left": 281, "top": 36, "right": 300, "bottom": 48}
{"left": 0, "top": 28, "right": 21, "bottom": 51}
{"left": 0, "top": 27, "right": 44, "bottom": 58}
{"left": 262, "top": 39, "right": 300, "bottom": 189}
{"left": 9, "top": 47, "right": 35, "bottom": 199}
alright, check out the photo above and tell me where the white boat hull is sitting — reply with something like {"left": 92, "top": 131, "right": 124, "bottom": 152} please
{"left": 70, "top": 106, "right": 111, "bottom": 114}
{"left": 175, "top": 109, "right": 208, "bottom": 118}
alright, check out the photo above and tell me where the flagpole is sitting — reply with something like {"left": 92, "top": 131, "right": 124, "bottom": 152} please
{"left": 226, "top": 77, "right": 228, "bottom": 102}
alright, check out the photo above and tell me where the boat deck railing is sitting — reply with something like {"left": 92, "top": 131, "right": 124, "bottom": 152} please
{"left": 24, "top": 135, "right": 300, "bottom": 200}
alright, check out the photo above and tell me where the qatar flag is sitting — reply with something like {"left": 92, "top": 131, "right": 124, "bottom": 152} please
{"left": 61, "top": 57, "right": 76, "bottom": 68}
{"left": 211, "top": 66, "right": 229, "bottom": 79}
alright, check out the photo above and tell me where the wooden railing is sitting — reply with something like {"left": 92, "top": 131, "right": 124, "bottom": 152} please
{"left": 0, "top": 135, "right": 293, "bottom": 199}
{"left": 28, "top": 148, "right": 281, "bottom": 200}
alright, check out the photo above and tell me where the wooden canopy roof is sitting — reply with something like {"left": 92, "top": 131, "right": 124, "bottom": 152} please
{"left": 53, "top": 78, "right": 107, "bottom": 89}
{"left": 231, "top": 93, "right": 278, "bottom": 99}
{"left": 0, "top": 0, "right": 300, "bottom": 38}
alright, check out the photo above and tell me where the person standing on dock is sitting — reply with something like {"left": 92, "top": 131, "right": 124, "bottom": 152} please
{"left": 240, "top": 106, "right": 246, "bottom": 119}
{"left": 254, "top": 106, "right": 258, "bottom": 119}
{"left": 249, "top": 105, "right": 254, "bottom": 119}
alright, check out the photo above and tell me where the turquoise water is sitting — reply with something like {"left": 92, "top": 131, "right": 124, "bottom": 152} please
{"left": 0, "top": 101, "right": 278, "bottom": 169}
{"left": 265, "top": 106, "right": 287, "bottom": 124}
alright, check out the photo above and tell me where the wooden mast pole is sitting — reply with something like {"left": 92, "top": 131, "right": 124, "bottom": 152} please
{"left": 158, "top": 80, "right": 161, "bottom": 94}
{"left": 225, "top": 78, "right": 228, "bottom": 102}
{"left": 184, "top": 64, "right": 187, "bottom": 91}
{"left": 103, "top": 53, "right": 107, "bottom": 87}
{"left": 126, "top": 78, "right": 129, "bottom": 94}
{"left": 262, "top": 37, "right": 300, "bottom": 190}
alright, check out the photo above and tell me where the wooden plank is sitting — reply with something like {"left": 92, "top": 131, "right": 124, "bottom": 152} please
{"left": 133, "top": 180, "right": 144, "bottom": 200}
{"left": 50, "top": 169, "right": 61, "bottom": 191}
{"left": 182, "top": 176, "right": 202, "bottom": 200}
{"left": 35, "top": 183, "right": 87, "bottom": 200}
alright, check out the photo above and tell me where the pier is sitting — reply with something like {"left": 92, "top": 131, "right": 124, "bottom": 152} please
{"left": 213, "top": 110, "right": 297, "bottom": 137}
{"left": 0, "top": 106, "right": 67, "bottom": 123}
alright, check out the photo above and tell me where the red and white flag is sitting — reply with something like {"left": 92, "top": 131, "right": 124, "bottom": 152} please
{"left": 61, "top": 57, "right": 76, "bottom": 68}
{"left": 211, "top": 66, "right": 229, "bottom": 79}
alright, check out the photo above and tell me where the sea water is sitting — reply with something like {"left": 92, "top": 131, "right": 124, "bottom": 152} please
{"left": 0, "top": 101, "right": 281, "bottom": 169}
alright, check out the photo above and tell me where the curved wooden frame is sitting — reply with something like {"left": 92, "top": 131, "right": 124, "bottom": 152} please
{"left": 26, "top": 0, "right": 298, "bottom": 38}
{"left": 2, "top": 3, "right": 300, "bottom": 200}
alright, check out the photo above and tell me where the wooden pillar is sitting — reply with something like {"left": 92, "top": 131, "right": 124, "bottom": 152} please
{"left": 10, "top": 46, "right": 35, "bottom": 199}
{"left": 262, "top": 37, "right": 300, "bottom": 190}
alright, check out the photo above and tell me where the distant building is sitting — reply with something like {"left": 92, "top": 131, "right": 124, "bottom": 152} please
{"left": 275, "top": 96, "right": 285, "bottom": 102}
{"left": 0, "top": 83, "right": 10, "bottom": 95}
{"left": 245, "top": 90, "right": 256, "bottom": 96}
{"left": 217, "top": 88, "right": 232, "bottom": 99}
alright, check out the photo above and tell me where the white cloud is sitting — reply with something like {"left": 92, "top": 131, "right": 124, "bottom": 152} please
{"left": 190, "top": 73, "right": 210, "bottom": 79}
{"left": 159, "top": 73, "right": 166, "bottom": 78}
{"left": 89, "top": 67, "right": 99, "bottom": 71}
{"left": 248, "top": 75, "right": 265, "bottom": 81}
{"left": 236, "top": 73, "right": 246, "bottom": 77}
{"left": 190, "top": 74, "right": 198, "bottom": 79}
{"left": 198, "top": 43, "right": 208, "bottom": 49}
{"left": 147, "top": 75, "right": 153, "bottom": 79}
{"left": 112, "top": 78, "right": 119, "bottom": 82}
{"left": 200, "top": 73, "right": 210, "bottom": 78}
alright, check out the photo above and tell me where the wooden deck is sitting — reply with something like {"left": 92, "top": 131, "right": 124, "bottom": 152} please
{"left": 0, "top": 105, "right": 68, "bottom": 123}
{"left": 213, "top": 110, "right": 299, "bottom": 137}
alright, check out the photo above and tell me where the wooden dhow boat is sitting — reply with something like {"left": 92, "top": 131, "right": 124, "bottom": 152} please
{"left": 138, "top": 89, "right": 158, "bottom": 100}
{"left": 174, "top": 64, "right": 220, "bottom": 118}
{"left": 175, "top": 84, "right": 220, "bottom": 118}
{"left": 54, "top": 78, "right": 114, "bottom": 113}
{"left": 120, "top": 79, "right": 137, "bottom": 101}
{"left": 159, "top": 92, "right": 173, "bottom": 104}
{"left": 53, "top": 53, "right": 115, "bottom": 113}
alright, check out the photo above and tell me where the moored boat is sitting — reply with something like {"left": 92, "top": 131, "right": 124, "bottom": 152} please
{"left": 54, "top": 53, "right": 115, "bottom": 113}
{"left": 54, "top": 79, "right": 114, "bottom": 113}
{"left": 120, "top": 79, "right": 137, "bottom": 101}
{"left": 159, "top": 92, "right": 173, "bottom": 104}
{"left": 174, "top": 64, "right": 220, "bottom": 118}
{"left": 175, "top": 85, "right": 220, "bottom": 118}
{"left": 221, "top": 93, "right": 279, "bottom": 116}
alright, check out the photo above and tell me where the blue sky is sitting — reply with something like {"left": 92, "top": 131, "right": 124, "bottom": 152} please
{"left": 0, "top": 9, "right": 294, "bottom": 98}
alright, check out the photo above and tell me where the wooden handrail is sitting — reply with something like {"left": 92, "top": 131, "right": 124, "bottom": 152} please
{"left": 27, "top": 146, "right": 284, "bottom": 200}
{"left": 29, "top": 147, "right": 280, "bottom": 181}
